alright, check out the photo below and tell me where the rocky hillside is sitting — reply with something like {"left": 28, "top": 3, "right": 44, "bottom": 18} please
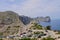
{"left": 0, "top": 11, "right": 51, "bottom": 36}
{"left": 0, "top": 11, "right": 20, "bottom": 25}
{"left": 0, "top": 11, "right": 24, "bottom": 36}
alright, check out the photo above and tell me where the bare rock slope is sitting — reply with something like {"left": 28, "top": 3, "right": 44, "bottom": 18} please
{"left": 0, "top": 11, "right": 24, "bottom": 36}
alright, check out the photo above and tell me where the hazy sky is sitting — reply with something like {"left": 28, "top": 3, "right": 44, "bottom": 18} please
{"left": 0, "top": 0, "right": 60, "bottom": 19}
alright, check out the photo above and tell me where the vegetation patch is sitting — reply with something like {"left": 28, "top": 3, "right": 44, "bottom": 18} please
{"left": 42, "top": 36, "right": 55, "bottom": 40}
{"left": 31, "top": 23, "right": 43, "bottom": 30}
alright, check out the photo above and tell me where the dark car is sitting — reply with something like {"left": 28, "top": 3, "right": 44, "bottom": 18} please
{"left": 28, "top": 30, "right": 32, "bottom": 32}
{"left": 38, "top": 34, "right": 46, "bottom": 37}
{"left": 38, "top": 36, "right": 41, "bottom": 38}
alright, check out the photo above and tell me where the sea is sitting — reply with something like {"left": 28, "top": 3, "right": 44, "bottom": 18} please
{"left": 39, "top": 19, "right": 60, "bottom": 30}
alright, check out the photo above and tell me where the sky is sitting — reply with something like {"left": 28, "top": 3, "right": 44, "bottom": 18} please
{"left": 0, "top": 0, "right": 60, "bottom": 19}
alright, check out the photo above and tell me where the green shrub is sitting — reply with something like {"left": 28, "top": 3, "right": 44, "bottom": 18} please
{"left": 0, "top": 38, "right": 3, "bottom": 40}
{"left": 46, "top": 26, "right": 51, "bottom": 30}
{"left": 20, "top": 38, "right": 31, "bottom": 40}
{"left": 20, "top": 38, "right": 37, "bottom": 40}
{"left": 32, "top": 23, "right": 43, "bottom": 30}
{"left": 42, "top": 37, "right": 55, "bottom": 40}
{"left": 0, "top": 32, "right": 3, "bottom": 36}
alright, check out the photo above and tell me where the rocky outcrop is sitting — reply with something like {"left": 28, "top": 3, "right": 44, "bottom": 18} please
{"left": 0, "top": 11, "right": 20, "bottom": 25}
{"left": 19, "top": 16, "right": 33, "bottom": 25}
{"left": 0, "top": 11, "right": 25, "bottom": 36}
{"left": 34, "top": 16, "right": 51, "bottom": 22}
{"left": 19, "top": 16, "right": 51, "bottom": 25}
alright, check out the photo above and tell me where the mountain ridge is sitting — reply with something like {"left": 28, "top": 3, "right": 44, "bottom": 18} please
{"left": 0, "top": 11, "right": 51, "bottom": 36}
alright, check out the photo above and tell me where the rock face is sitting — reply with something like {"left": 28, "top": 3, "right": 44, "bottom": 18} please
{"left": 34, "top": 16, "right": 51, "bottom": 22}
{"left": 45, "top": 16, "right": 51, "bottom": 22}
{"left": 19, "top": 16, "right": 33, "bottom": 25}
{"left": 19, "top": 16, "right": 51, "bottom": 25}
{"left": 0, "top": 11, "right": 24, "bottom": 36}
{"left": 0, "top": 11, "right": 20, "bottom": 25}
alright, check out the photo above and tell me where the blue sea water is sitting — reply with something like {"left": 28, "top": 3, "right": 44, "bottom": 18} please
{"left": 39, "top": 19, "right": 60, "bottom": 30}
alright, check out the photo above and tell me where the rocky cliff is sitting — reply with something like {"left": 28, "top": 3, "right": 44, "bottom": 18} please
{"left": 34, "top": 16, "right": 51, "bottom": 22}
{"left": 19, "top": 16, "right": 33, "bottom": 25}
{"left": 0, "top": 11, "right": 20, "bottom": 25}
{"left": 19, "top": 16, "right": 51, "bottom": 25}
{"left": 0, "top": 11, "right": 24, "bottom": 36}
